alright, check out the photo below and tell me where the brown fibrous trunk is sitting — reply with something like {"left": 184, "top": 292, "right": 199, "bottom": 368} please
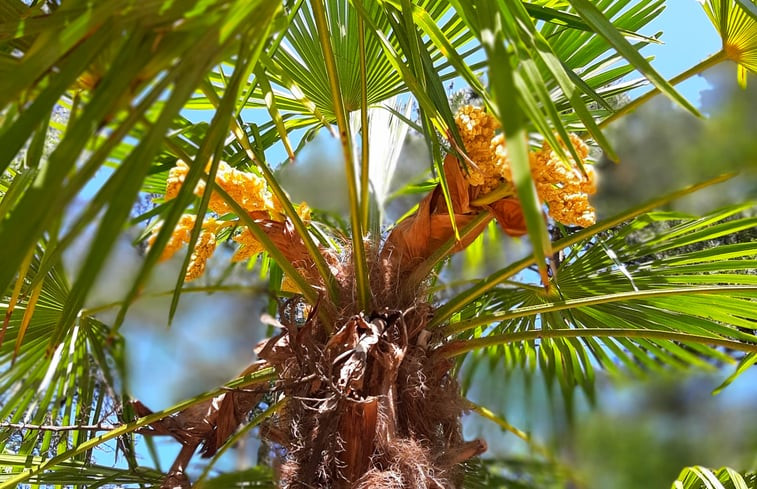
{"left": 257, "top": 299, "right": 485, "bottom": 489}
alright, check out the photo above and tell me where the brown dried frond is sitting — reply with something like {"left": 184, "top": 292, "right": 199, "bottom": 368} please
{"left": 381, "top": 152, "right": 524, "bottom": 292}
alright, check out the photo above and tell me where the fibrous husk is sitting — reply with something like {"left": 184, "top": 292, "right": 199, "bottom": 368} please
{"left": 257, "top": 303, "right": 484, "bottom": 488}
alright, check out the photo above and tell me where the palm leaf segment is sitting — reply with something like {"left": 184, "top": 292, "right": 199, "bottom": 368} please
{"left": 700, "top": 0, "right": 757, "bottom": 85}
{"left": 220, "top": 0, "right": 479, "bottom": 146}
{"left": 673, "top": 465, "right": 757, "bottom": 489}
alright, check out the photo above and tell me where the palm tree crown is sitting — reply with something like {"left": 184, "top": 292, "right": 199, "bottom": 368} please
{"left": 1, "top": 0, "right": 756, "bottom": 487}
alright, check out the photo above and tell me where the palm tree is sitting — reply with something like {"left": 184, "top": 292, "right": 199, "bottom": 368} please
{"left": 1, "top": 0, "right": 756, "bottom": 487}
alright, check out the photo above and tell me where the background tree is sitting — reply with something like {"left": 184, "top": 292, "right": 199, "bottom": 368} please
{"left": 1, "top": 0, "right": 756, "bottom": 488}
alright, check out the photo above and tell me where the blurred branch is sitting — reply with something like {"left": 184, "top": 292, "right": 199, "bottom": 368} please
{"left": 80, "top": 284, "right": 269, "bottom": 317}
{"left": 467, "top": 401, "right": 585, "bottom": 488}
{"left": 601, "top": 50, "right": 728, "bottom": 128}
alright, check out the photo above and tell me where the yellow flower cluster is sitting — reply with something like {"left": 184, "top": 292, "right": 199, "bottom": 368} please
{"left": 154, "top": 160, "right": 317, "bottom": 280}
{"left": 147, "top": 215, "right": 220, "bottom": 282}
{"left": 531, "top": 134, "right": 597, "bottom": 227}
{"left": 454, "top": 105, "right": 597, "bottom": 227}
{"left": 453, "top": 105, "right": 510, "bottom": 193}
{"left": 148, "top": 214, "right": 196, "bottom": 261}
{"left": 185, "top": 228, "right": 217, "bottom": 281}
{"left": 231, "top": 228, "right": 266, "bottom": 263}
{"left": 295, "top": 202, "right": 312, "bottom": 223}
{"left": 165, "top": 160, "right": 273, "bottom": 215}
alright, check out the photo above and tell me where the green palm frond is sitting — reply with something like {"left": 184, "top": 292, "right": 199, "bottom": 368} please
{"left": 441, "top": 203, "right": 757, "bottom": 403}
{"left": 673, "top": 465, "right": 757, "bottom": 489}
{"left": 700, "top": 0, "right": 757, "bottom": 85}
{"left": 431, "top": 174, "right": 738, "bottom": 326}
{"left": 0, "top": 251, "right": 132, "bottom": 467}
{"left": 0, "top": 454, "right": 164, "bottom": 487}
{"left": 463, "top": 457, "right": 570, "bottom": 489}
{"left": 0, "top": 0, "right": 283, "bottom": 325}
{"left": 0, "top": 366, "right": 276, "bottom": 488}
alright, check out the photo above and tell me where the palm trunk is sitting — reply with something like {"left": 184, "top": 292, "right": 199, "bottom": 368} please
{"left": 258, "top": 304, "right": 486, "bottom": 488}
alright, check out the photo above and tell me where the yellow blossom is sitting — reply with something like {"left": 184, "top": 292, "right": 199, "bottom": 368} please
{"left": 454, "top": 105, "right": 507, "bottom": 193}
{"left": 296, "top": 202, "right": 312, "bottom": 223}
{"left": 163, "top": 160, "right": 274, "bottom": 216}
{"left": 148, "top": 214, "right": 196, "bottom": 261}
{"left": 165, "top": 161, "right": 192, "bottom": 201}
{"left": 185, "top": 230, "right": 216, "bottom": 282}
{"left": 148, "top": 215, "right": 223, "bottom": 281}
{"left": 452, "top": 106, "right": 598, "bottom": 228}
{"left": 531, "top": 134, "right": 597, "bottom": 227}
{"left": 280, "top": 275, "right": 301, "bottom": 294}
{"left": 211, "top": 161, "right": 273, "bottom": 215}
{"left": 231, "top": 227, "right": 266, "bottom": 263}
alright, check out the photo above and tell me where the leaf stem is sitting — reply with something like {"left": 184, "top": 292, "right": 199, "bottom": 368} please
{"left": 358, "top": 15, "right": 370, "bottom": 228}
{"left": 467, "top": 401, "right": 583, "bottom": 485}
{"left": 438, "top": 328, "right": 757, "bottom": 359}
{"left": 310, "top": 0, "right": 372, "bottom": 311}
{"left": 0, "top": 422, "right": 120, "bottom": 432}
{"left": 442, "top": 285, "right": 757, "bottom": 335}
{"left": 79, "top": 285, "right": 269, "bottom": 317}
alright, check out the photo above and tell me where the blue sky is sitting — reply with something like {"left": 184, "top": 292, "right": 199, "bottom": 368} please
{"left": 634, "top": 0, "right": 722, "bottom": 104}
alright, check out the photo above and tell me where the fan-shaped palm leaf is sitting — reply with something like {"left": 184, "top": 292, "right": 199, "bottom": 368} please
{"left": 0, "top": 454, "right": 164, "bottom": 487}
{"left": 700, "top": 0, "right": 757, "bottom": 86}
{"left": 0, "top": 250, "right": 135, "bottom": 471}
{"left": 439, "top": 201, "right": 757, "bottom": 407}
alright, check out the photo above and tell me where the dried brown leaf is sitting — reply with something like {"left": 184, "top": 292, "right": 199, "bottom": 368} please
{"left": 488, "top": 197, "right": 528, "bottom": 237}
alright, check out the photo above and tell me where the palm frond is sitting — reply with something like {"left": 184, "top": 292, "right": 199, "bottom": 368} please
{"left": 700, "top": 0, "right": 757, "bottom": 85}
{"left": 0, "top": 251, "right": 133, "bottom": 469}
{"left": 431, "top": 174, "right": 737, "bottom": 326}
{"left": 672, "top": 465, "right": 757, "bottom": 489}
{"left": 0, "top": 0, "right": 283, "bottom": 327}
{"left": 462, "top": 456, "right": 570, "bottom": 489}
{"left": 0, "top": 454, "right": 164, "bottom": 487}
{"left": 0, "top": 367, "right": 276, "bottom": 488}
{"left": 441, "top": 203, "right": 757, "bottom": 403}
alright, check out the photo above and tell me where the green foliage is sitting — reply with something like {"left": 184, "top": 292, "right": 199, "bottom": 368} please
{"left": 0, "top": 0, "right": 755, "bottom": 487}
{"left": 673, "top": 466, "right": 757, "bottom": 489}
